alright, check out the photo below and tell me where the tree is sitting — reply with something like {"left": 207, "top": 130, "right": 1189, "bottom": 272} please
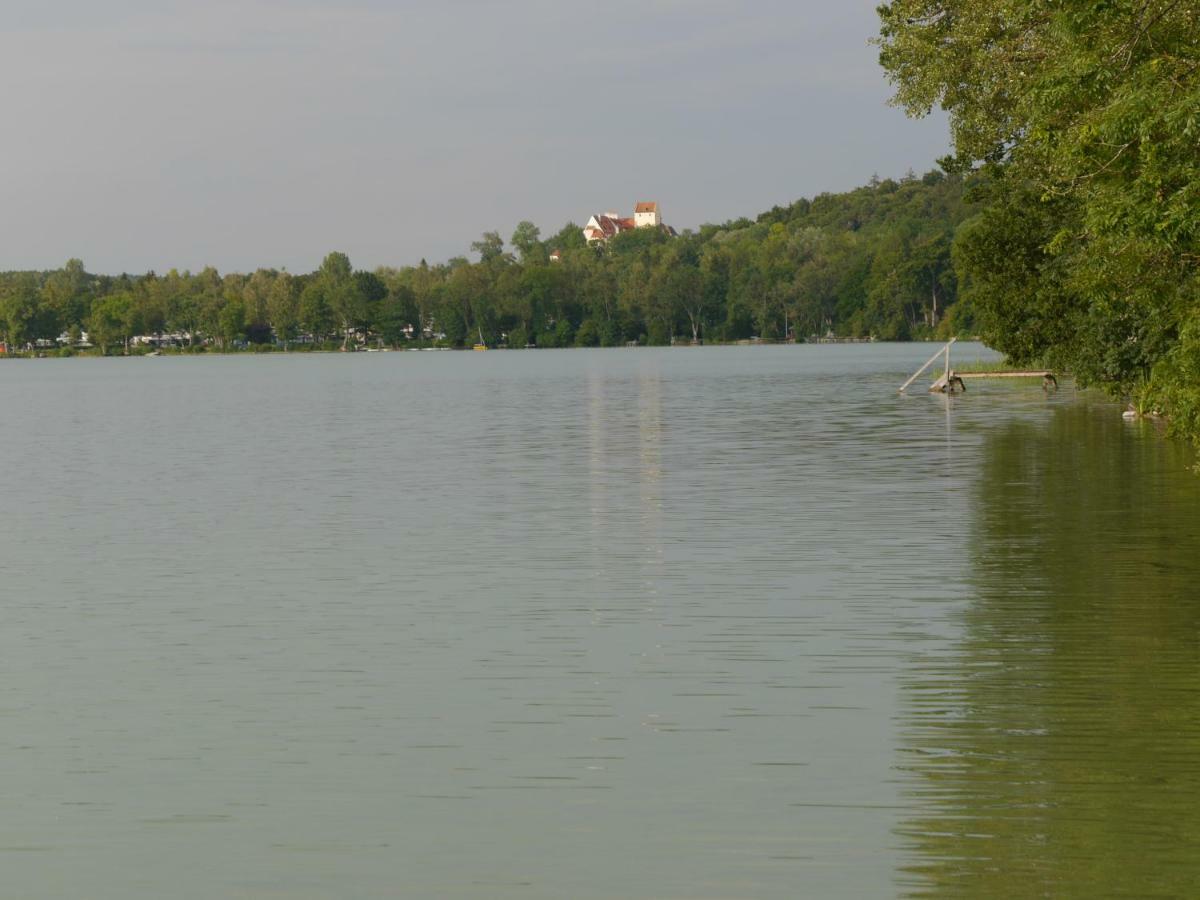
{"left": 951, "top": 184, "right": 1082, "bottom": 365}
{"left": 319, "top": 251, "right": 352, "bottom": 284}
{"left": 651, "top": 250, "right": 706, "bottom": 343}
{"left": 41, "top": 259, "right": 90, "bottom": 336}
{"left": 877, "top": 0, "right": 1200, "bottom": 417}
{"left": 300, "top": 281, "right": 334, "bottom": 343}
{"left": 162, "top": 269, "right": 198, "bottom": 345}
{"left": 317, "top": 252, "right": 367, "bottom": 348}
{"left": 471, "top": 231, "right": 506, "bottom": 264}
{"left": 242, "top": 269, "right": 275, "bottom": 341}
{"left": 268, "top": 273, "right": 299, "bottom": 348}
{"left": 353, "top": 270, "right": 388, "bottom": 330}
{"left": 0, "top": 167, "right": 984, "bottom": 357}
{"left": 193, "top": 267, "right": 225, "bottom": 344}
{"left": 217, "top": 297, "right": 246, "bottom": 347}
{"left": 88, "top": 292, "right": 135, "bottom": 355}
{"left": 545, "top": 221, "right": 586, "bottom": 255}
{"left": 375, "top": 284, "right": 416, "bottom": 346}
{"left": 1, "top": 273, "right": 41, "bottom": 349}
{"left": 510, "top": 221, "right": 544, "bottom": 264}
{"left": 436, "top": 302, "right": 467, "bottom": 347}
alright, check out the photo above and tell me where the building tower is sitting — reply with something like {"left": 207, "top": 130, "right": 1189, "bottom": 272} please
{"left": 634, "top": 201, "right": 661, "bottom": 229}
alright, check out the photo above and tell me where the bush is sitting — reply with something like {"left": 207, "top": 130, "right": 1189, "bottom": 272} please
{"left": 574, "top": 319, "right": 600, "bottom": 347}
{"left": 599, "top": 319, "right": 622, "bottom": 347}
{"left": 554, "top": 319, "right": 574, "bottom": 347}
{"left": 646, "top": 320, "right": 670, "bottom": 346}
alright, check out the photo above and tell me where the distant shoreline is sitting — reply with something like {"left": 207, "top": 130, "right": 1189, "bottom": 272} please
{"left": 0, "top": 335, "right": 984, "bottom": 360}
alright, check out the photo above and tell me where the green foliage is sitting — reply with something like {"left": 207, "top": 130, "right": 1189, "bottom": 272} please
{"left": 878, "top": 0, "right": 1200, "bottom": 439}
{"left": 218, "top": 297, "right": 246, "bottom": 346}
{"left": 0, "top": 171, "right": 978, "bottom": 356}
{"left": 1143, "top": 295, "right": 1200, "bottom": 442}
{"left": 574, "top": 319, "right": 600, "bottom": 347}
{"left": 299, "top": 282, "right": 334, "bottom": 341}
{"left": 268, "top": 273, "right": 299, "bottom": 346}
{"left": 88, "top": 292, "right": 135, "bottom": 354}
{"left": 438, "top": 305, "right": 467, "bottom": 347}
{"left": 375, "top": 284, "right": 415, "bottom": 346}
{"left": 510, "top": 221, "right": 544, "bottom": 264}
{"left": 951, "top": 183, "right": 1083, "bottom": 366}
{"left": 554, "top": 318, "right": 573, "bottom": 346}
{"left": 506, "top": 325, "right": 528, "bottom": 349}
{"left": 470, "top": 231, "right": 506, "bottom": 264}
{"left": 1, "top": 273, "right": 42, "bottom": 348}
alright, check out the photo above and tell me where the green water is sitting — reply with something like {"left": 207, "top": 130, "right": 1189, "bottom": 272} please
{"left": 899, "top": 406, "right": 1200, "bottom": 897}
{"left": 0, "top": 345, "right": 1195, "bottom": 897}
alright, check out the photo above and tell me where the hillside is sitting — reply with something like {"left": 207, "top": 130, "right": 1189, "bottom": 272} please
{"left": 0, "top": 170, "right": 976, "bottom": 352}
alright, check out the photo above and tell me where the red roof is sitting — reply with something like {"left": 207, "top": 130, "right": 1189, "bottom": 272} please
{"left": 599, "top": 215, "right": 634, "bottom": 235}
{"left": 634, "top": 201, "right": 658, "bottom": 213}
{"left": 586, "top": 213, "right": 639, "bottom": 242}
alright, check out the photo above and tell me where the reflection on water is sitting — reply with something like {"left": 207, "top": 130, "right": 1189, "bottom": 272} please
{"left": 1, "top": 347, "right": 1197, "bottom": 898}
{"left": 637, "top": 365, "right": 663, "bottom": 586}
{"left": 899, "top": 405, "right": 1200, "bottom": 896}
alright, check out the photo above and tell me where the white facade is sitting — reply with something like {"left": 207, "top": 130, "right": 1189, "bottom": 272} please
{"left": 583, "top": 202, "right": 667, "bottom": 244}
{"left": 634, "top": 202, "right": 661, "bottom": 228}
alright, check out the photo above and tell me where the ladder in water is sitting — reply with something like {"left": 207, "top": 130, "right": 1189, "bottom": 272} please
{"left": 898, "top": 338, "right": 1058, "bottom": 393}
{"left": 899, "top": 338, "right": 956, "bottom": 393}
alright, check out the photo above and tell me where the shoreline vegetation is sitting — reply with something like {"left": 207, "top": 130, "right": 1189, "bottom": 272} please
{"left": 0, "top": 171, "right": 976, "bottom": 362}
{"left": 0, "top": 334, "right": 887, "bottom": 359}
{"left": 876, "top": 2, "right": 1200, "bottom": 446}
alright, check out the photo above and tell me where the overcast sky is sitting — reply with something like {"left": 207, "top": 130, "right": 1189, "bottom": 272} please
{"left": 2, "top": 0, "right": 950, "bottom": 274}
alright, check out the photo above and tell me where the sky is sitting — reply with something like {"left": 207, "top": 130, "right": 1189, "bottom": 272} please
{"left": 1, "top": 0, "right": 950, "bottom": 275}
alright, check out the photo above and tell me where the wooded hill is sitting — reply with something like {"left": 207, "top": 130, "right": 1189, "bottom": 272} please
{"left": 0, "top": 170, "right": 975, "bottom": 353}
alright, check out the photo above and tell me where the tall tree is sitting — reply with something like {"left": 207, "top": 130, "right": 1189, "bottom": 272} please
{"left": 877, "top": 0, "right": 1200, "bottom": 416}
{"left": 268, "top": 273, "right": 299, "bottom": 348}
{"left": 318, "top": 252, "right": 367, "bottom": 348}
{"left": 470, "top": 231, "right": 506, "bottom": 264}
{"left": 40, "top": 259, "right": 90, "bottom": 336}
{"left": 510, "top": 221, "right": 544, "bottom": 264}
{"left": 88, "top": 292, "right": 137, "bottom": 355}
{"left": 242, "top": 269, "right": 275, "bottom": 342}
{"left": 0, "top": 273, "right": 41, "bottom": 350}
{"left": 300, "top": 281, "right": 334, "bottom": 343}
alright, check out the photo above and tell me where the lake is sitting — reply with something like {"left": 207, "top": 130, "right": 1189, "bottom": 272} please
{"left": 1, "top": 344, "right": 1197, "bottom": 898}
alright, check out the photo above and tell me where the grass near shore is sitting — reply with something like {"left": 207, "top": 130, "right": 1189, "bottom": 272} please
{"left": 950, "top": 358, "right": 1051, "bottom": 374}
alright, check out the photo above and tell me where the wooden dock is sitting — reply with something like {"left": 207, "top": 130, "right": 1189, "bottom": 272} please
{"left": 931, "top": 370, "right": 1058, "bottom": 392}
{"left": 900, "top": 339, "right": 1056, "bottom": 393}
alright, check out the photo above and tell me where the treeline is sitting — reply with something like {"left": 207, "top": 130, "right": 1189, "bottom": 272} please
{"left": 0, "top": 171, "right": 975, "bottom": 354}
{"left": 878, "top": 0, "right": 1200, "bottom": 445}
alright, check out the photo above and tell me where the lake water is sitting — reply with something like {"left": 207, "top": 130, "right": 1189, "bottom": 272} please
{"left": 2, "top": 344, "right": 1198, "bottom": 898}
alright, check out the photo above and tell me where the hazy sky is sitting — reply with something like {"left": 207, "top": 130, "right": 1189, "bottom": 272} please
{"left": 2, "top": 0, "right": 950, "bottom": 274}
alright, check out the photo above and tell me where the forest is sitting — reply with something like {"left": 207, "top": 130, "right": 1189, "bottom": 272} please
{"left": 0, "top": 170, "right": 974, "bottom": 355}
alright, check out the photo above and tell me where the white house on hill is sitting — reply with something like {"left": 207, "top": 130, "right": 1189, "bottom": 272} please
{"left": 583, "top": 202, "right": 673, "bottom": 244}
{"left": 633, "top": 201, "right": 661, "bottom": 228}
{"left": 583, "top": 212, "right": 635, "bottom": 243}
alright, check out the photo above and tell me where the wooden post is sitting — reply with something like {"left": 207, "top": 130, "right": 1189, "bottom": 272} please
{"left": 899, "top": 338, "right": 957, "bottom": 393}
